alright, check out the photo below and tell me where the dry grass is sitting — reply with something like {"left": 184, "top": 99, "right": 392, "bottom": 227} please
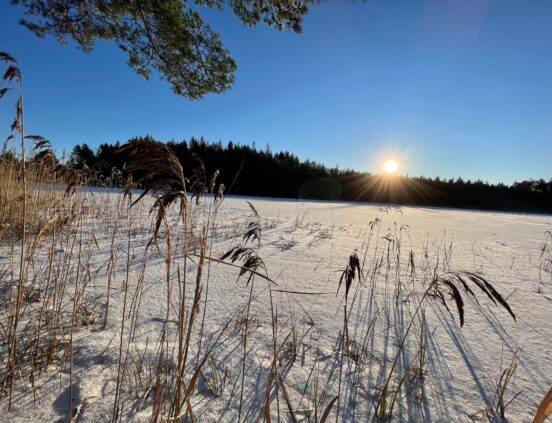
{"left": 0, "top": 51, "right": 539, "bottom": 423}
{"left": 0, "top": 152, "right": 525, "bottom": 422}
{"left": 534, "top": 387, "right": 552, "bottom": 423}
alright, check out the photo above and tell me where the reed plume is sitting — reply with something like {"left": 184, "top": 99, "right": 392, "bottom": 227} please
{"left": 118, "top": 139, "right": 187, "bottom": 241}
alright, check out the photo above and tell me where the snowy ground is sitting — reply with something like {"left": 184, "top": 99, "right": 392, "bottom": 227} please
{"left": 1, "top": 190, "right": 551, "bottom": 422}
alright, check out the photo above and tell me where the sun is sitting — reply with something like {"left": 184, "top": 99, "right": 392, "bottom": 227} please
{"left": 383, "top": 159, "right": 398, "bottom": 175}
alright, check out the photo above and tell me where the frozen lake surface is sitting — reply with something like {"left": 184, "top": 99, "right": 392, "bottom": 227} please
{"left": 2, "top": 190, "right": 551, "bottom": 422}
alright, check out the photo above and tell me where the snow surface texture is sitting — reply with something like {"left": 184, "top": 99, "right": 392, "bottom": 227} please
{"left": 1, "top": 189, "right": 551, "bottom": 422}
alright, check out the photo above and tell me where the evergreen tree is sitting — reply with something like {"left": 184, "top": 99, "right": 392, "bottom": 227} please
{"left": 68, "top": 143, "right": 96, "bottom": 169}
{"left": 10, "top": 0, "right": 314, "bottom": 98}
{"left": 64, "top": 137, "right": 552, "bottom": 213}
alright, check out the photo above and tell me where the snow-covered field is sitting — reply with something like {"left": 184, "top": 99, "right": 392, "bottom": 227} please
{"left": 1, "top": 190, "right": 551, "bottom": 422}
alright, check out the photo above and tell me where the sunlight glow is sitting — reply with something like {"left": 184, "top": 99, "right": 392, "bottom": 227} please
{"left": 383, "top": 159, "right": 398, "bottom": 175}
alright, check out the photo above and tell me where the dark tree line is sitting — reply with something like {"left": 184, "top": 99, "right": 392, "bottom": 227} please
{"left": 67, "top": 136, "right": 552, "bottom": 213}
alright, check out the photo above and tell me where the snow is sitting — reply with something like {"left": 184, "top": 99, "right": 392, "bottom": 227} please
{"left": 1, "top": 189, "right": 551, "bottom": 422}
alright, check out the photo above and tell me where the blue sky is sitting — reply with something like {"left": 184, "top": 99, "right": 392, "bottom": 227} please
{"left": 1, "top": 0, "right": 551, "bottom": 184}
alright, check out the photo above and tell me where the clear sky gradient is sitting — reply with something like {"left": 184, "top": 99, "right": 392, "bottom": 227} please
{"left": 1, "top": 1, "right": 551, "bottom": 184}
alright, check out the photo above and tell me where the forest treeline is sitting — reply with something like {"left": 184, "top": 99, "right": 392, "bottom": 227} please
{"left": 66, "top": 136, "right": 552, "bottom": 213}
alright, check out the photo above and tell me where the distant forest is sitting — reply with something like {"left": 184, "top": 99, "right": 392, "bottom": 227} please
{"left": 66, "top": 136, "right": 552, "bottom": 213}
